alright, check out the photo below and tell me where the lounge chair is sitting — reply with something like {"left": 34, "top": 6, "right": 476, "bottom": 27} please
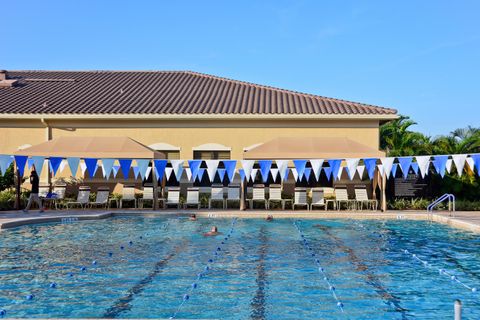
{"left": 139, "top": 187, "right": 155, "bottom": 209}
{"left": 225, "top": 184, "right": 240, "bottom": 209}
{"left": 268, "top": 184, "right": 291, "bottom": 210}
{"left": 38, "top": 185, "right": 50, "bottom": 199}
{"left": 248, "top": 184, "right": 267, "bottom": 209}
{"left": 165, "top": 187, "right": 181, "bottom": 209}
{"left": 66, "top": 186, "right": 91, "bottom": 209}
{"left": 209, "top": 184, "right": 225, "bottom": 209}
{"left": 184, "top": 187, "right": 200, "bottom": 209}
{"left": 120, "top": 185, "right": 137, "bottom": 208}
{"left": 293, "top": 187, "right": 309, "bottom": 210}
{"left": 310, "top": 188, "right": 325, "bottom": 210}
{"left": 42, "top": 184, "right": 67, "bottom": 209}
{"left": 89, "top": 187, "right": 110, "bottom": 209}
{"left": 335, "top": 186, "right": 353, "bottom": 210}
{"left": 354, "top": 185, "right": 378, "bottom": 211}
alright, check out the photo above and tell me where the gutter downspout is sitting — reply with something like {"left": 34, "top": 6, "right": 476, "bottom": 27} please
{"left": 41, "top": 118, "right": 53, "bottom": 190}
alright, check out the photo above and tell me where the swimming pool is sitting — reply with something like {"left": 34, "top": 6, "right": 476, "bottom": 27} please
{"left": 0, "top": 216, "right": 479, "bottom": 319}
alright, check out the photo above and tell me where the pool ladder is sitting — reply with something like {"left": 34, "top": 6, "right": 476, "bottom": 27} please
{"left": 427, "top": 193, "right": 455, "bottom": 219}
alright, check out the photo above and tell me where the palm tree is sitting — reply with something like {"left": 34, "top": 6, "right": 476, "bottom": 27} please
{"left": 432, "top": 126, "right": 480, "bottom": 154}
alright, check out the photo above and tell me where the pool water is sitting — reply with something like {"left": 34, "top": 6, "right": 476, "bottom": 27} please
{"left": 1, "top": 216, "right": 480, "bottom": 319}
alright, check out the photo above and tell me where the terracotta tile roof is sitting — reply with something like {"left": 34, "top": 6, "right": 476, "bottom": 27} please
{"left": 0, "top": 70, "right": 397, "bottom": 116}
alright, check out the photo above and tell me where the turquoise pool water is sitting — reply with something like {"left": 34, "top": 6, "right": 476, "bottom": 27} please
{"left": 0, "top": 216, "right": 479, "bottom": 319}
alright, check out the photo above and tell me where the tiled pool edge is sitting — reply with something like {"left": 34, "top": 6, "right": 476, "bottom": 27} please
{"left": 0, "top": 210, "right": 479, "bottom": 233}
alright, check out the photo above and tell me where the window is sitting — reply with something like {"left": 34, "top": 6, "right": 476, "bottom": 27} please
{"left": 148, "top": 142, "right": 181, "bottom": 160}
{"left": 193, "top": 150, "right": 230, "bottom": 160}
{"left": 162, "top": 151, "right": 180, "bottom": 160}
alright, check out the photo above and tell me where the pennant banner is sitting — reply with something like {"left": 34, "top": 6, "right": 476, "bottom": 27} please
{"left": 205, "top": 160, "right": 219, "bottom": 182}
{"left": 241, "top": 160, "right": 255, "bottom": 181}
{"left": 291, "top": 168, "right": 298, "bottom": 181}
{"left": 381, "top": 157, "right": 395, "bottom": 179}
{"left": 185, "top": 168, "right": 193, "bottom": 181}
{"left": 14, "top": 155, "right": 28, "bottom": 177}
{"left": 101, "top": 158, "right": 115, "bottom": 179}
{"left": 432, "top": 155, "right": 448, "bottom": 178}
{"left": 154, "top": 160, "right": 168, "bottom": 181}
{"left": 304, "top": 167, "right": 312, "bottom": 181}
{"left": 119, "top": 159, "right": 132, "bottom": 179}
{"left": 310, "top": 159, "right": 324, "bottom": 181}
{"left": 363, "top": 158, "right": 377, "bottom": 180}
{"left": 67, "top": 157, "right": 80, "bottom": 177}
{"left": 136, "top": 159, "right": 150, "bottom": 180}
{"left": 31, "top": 156, "right": 45, "bottom": 176}
{"left": 238, "top": 168, "right": 245, "bottom": 182}
{"left": 391, "top": 163, "right": 398, "bottom": 178}
{"left": 270, "top": 168, "right": 279, "bottom": 181}
{"left": 250, "top": 168, "right": 259, "bottom": 182}
{"left": 188, "top": 160, "right": 202, "bottom": 182}
{"left": 323, "top": 167, "right": 332, "bottom": 181}
{"left": 258, "top": 160, "right": 272, "bottom": 183}
{"left": 222, "top": 160, "right": 237, "bottom": 182}
{"left": 346, "top": 158, "right": 360, "bottom": 180}
{"left": 165, "top": 167, "right": 173, "bottom": 180}
{"left": 132, "top": 166, "right": 140, "bottom": 179}
{"left": 471, "top": 155, "right": 480, "bottom": 176}
{"left": 328, "top": 159, "right": 342, "bottom": 181}
{"left": 452, "top": 154, "right": 467, "bottom": 177}
{"left": 49, "top": 157, "right": 63, "bottom": 176}
{"left": 410, "top": 162, "right": 419, "bottom": 174}
{"left": 217, "top": 168, "right": 226, "bottom": 182}
{"left": 197, "top": 168, "right": 206, "bottom": 181}
{"left": 397, "top": 157, "right": 413, "bottom": 179}
{"left": 84, "top": 158, "right": 98, "bottom": 178}
{"left": 356, "top": 165, "right": 365, "bottom": 179}
{"left": 171, "top": 160, "right": 184, "bottom": 181}
{"left": 293, "top": 160, "right": 307, "bottom": 180}
{"left": 415, "top": 156, "right": 431, "bottom": 179}
{"left": 275, "top": 160, "right": 289, "bottom": 182}
{"left": 0, "top": 155, "right": 13, "bottom": 175}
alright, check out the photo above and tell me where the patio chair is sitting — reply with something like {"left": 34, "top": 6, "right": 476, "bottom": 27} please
{"left": 120, "top": 185, "right": 137, "bottom": 209}
{"left": 248, "top": 184, "right": 267, "bottom": 209}
{"left": 184, "top": 187, "right": 200, "bottom": 209}
{"left": 335, "top": 186, "right": 353, "bottom": 210}
{"left": 66, "top": 186, "right": 91, "bottom": 209}
{"left": 165, "top": 187, "right": 181, "bottom": 209}
{"left": 293, "top": 187, "right": 309, "bottom": 210}
{"left": 42, "top": 184, "right": 67, "bottom": 210}
{"left": 225, "top": 184, "right": 241, "bottom": 209}
{"left": 89, "top": 187, "right": 110, "bottom": 209}
{"left": 209, "top": 184, "right": 225, "bottom": 209}
{"left": 38, "top": 185, "right": 50, "bottom": 199}
{"left": 311, "top": 188, "right": 325, "bottom": 211}
{"left": 354, "top": 185, "right": 378, "bottom": 211}
{"left": 267, "top": 184, "right": 291, "bottom": 210}
{"left": 139, "top": 187, "right": 155, "bottom": 209}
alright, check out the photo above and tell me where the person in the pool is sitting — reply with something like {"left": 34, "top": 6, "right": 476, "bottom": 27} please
{"left": 189, "top": 213, "right": 197, "bottom": 221}
{"left": 266, "top": 215, "right": 274, "bottom": 221}
{"left": 204, "top": 226, "right": 221, "bottom": 236}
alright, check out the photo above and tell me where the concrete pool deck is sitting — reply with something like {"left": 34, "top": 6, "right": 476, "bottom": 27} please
{"left": 0, "top": 209, "right": 479, "bottom": 233}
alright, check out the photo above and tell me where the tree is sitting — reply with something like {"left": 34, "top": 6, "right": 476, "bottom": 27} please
{"left": 0, "top": 164, "right": 15, "bottom": 191}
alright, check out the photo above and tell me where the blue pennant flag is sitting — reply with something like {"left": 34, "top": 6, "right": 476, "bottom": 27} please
{"left": 135, "top": 159, "right": 150, "bottom": 180}
{"left": 293, "top": 160, "right": 307, "bottom": 179}
{"left": 49, "top": 157, "right": 63, "bottom": 176}
{"left": 391, "top": 163, "right": 398, "bottom": 178}
{"left": 471, "top": 155, "right": 480, "bottom": 176}
{"left": 154, "top": 160, "right": 168, "bottom": 181}
{"left": 119, "top": 159, "right": 132, "bottom": 179}
{"left": 112, "top": 165, "right": 120, "bottom": 178}
{"left": 432, "top": 155, "right": 448, "bottom": 178}
{"left": 304, "top": 168, "right": 312, "bottom": 181}
{"left": 217, "top": 168, "right": 226, "bottom": 182}
{"left": 14, "top": 155, "right": 28, "bottom": 176}
{"left": 0, "top": 155, "right": 13, "bottom": 175}
{"left": 323, "top": 167, "right": 332, "bottom": 181}
{"left": 363, "top": 158, "right": 377, "bottom": 179}
{"left": 238, "top": 169, "right": 246, "bottom": 181}
{"left": 411, "top": 162, "right": 419, "bottom": 174}
{"left": 188, "top": 160, "right": 202, "bottom": 181}
{"left": 67, "top": 157, "right": 80, "bottom": 177}
{"left": 222, "top": 160, "right": 237, "bottom": 182}
{"left": 31, "top": 156, "right": 45, "bottom": 176}
{"left": 258, "top": 160, "right": 272, "bottom": 183}
{"left": 132, "top": 166, "right": 140, "bottom": 179}
{"left": 84, "top": 158, "right": 98, "bottom": 178}
{"left": 328, "top": 159, "right": 342, "bottom": 181}
{"left": 197, "top": 168, "right": 206, "bottom": 181}
{"left": 27, "top": 158, "right": 34, "bottom": 169}
{"left": 397, "top": 157, "right": 413, "bottom": 179}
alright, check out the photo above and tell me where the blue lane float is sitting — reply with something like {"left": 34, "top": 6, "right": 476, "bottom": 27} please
{"left": 293, "top": 221, "right": 345, "bottom": 312}
{"left": 170, "top": 217, "right": 238, "bottom": 319}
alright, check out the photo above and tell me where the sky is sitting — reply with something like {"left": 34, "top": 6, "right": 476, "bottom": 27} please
{"left": 2, "top": 1, "right": 479, "bottom": 136}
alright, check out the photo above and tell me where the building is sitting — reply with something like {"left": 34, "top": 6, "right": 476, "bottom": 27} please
{"left": 0, "top": 70, "right": 397, "bottom": 191}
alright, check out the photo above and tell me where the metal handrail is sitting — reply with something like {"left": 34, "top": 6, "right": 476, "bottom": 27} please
{"left": 427, "top": 193, "right": 455, "bottom": 218}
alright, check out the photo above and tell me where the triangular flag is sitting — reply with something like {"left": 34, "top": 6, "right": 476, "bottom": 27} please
{"left": 31, "top": 156, "right": 45, "bottom": 176}
{"left": 356, "top": 165, "right": 365, "bottom": 179}
{"left": 291, "top": 168, "right": 299, "bottom": 181}
{"left": 0, "top": 155, "right": 13, "bottom": 175}
{"left": 205, "top": 160, "right": 219, "bottom": 182}
{"left": 452, "top": 154, "right": 467, "bottom": 177}
{"left": 275, "top": 160, "right": 289, "bottom": 182}
{"left": 432, "top": 155, "right": 448, "bottom": 178}
{"left": 118, "top": 159, "right": 132, "bottom": 179}
{"left": 250, "top": 168, "right": 259, "bottom": 181}
{"left": 135, "top": 159, "right": 150, "bottom": 180}
{"left": 411, "top": 162, "right": 419, "bottom": 174}
{"left": 323, "top": 167, "right": 332, "bottom": 181}
{"left": 27, "top": 158, "right": 34, "bottom": 170}
{"left": 270, "top": 168, "right": 279, "bottom": 181}
{"left": 391, "top": 163, "right": 398, "bottom": 178}
{"left": 337, "top": 166, "right": 344, "bottom": 180}
{"left": 258, "top": 160, "right": 272, "bottom": 183}
{"left": 471, "top": 155, "right": 480, "bottom": 176}
{"left": 132, "top": 166, "right": 140, "bottom": 179}
{"left": 241, "top": 160, "right": 255, "bottom": 182}
{"left": 154, "top": 160, "right": 168, "bottom": 181}
{"left": 59, "top": 160, "right": 66, "bottom": 174}
{"left": 101, "top": 159, "right": 115, "bottom": 179}
{"left": 446, "top": 159, "right": 453, "bottom": 174}
{"left": 328, "top": 159, "right": 342, "bottom": 181}
{"left": 145, "top": 167, "right": 152, "bottom": 180}
{"left": 293, "top": 160, "right": 307, "bottom": 179}
{"left": 80, "top": 162, "right": 87, "bottom": 176}
{"left": 185, "top": 168, "right": 193, "bottom": 181}
{"left": 84, "top": 158, "right": 98, "bottom": 178}
{"left": 237, "top": 168, "right": 245, "bottom": 181}
{"left": 377, "top": 164, "right": 384, "bottom": 176}
{"left": 222, "top": 160, "right": 237, "bottom": 182}
{"left": 363, "top": 158, "right": 377, "bottom": 180}
{"left": 310, "top": 159, "right": 324, "bottom": 181}
{"left": 415, "top": 156, "right": 431, "bottom": 179}
{"left": 397, "top": 157, "right": 413, "bottom": 179}
{"left": 380, "top": 157, "right": 395, "bottom": 179}
{"left": 466, "top": 158, "right": 474, "bottom": 172}
{"left": 188, "top": 160, "right": 202, "bottom": 181}
{"left": 14, "top": 155, "right": 28, "bottom": 176}
{"left": 165, "top": 168, "right": 173, "bottom": 180}
{"left": 67, "top": 157, "right": 80, "bottom": 177}
{"left": 304, "top": 168, "right": 312, "bottom": 181}
{"left": 49, "top": 157, "right": 63, "bottom": 176}
{"left": 112, "top": 165, "right": 120, "bottom": 178}
{"left": 345, "top": 158, "right": 360, "bottom": 180}
{"left": 197, "top": 168, "right": 206, "bottom": 181}
{"left": 171, "top": 160, "right": 184, "bottom": 181}
{"left": 217, "top": 168, "right": 226, "bottom": 182}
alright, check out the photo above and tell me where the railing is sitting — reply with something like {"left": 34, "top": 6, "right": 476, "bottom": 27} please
{"left": 427, "top": 193, "right": 455, "bottom": 218}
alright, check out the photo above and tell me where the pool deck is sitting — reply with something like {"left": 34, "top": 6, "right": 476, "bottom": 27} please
{"left": 0, "top": 209, "right": 479, "bottom": 233}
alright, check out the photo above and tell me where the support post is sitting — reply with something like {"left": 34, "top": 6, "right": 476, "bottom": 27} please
{"left": 14, "top": 162, "right": 21, "bottom": 210}
{"left": 152, "top": 159, "right": 158, "bottom": 210}
{"left": 240, "top": 176, "right": 247, "bottom": 211}
{"left": 454, "top": 299, "right": 462, "bottom": 320}
{"left": 381, "top": 171, "right": 387, "bottom": 212}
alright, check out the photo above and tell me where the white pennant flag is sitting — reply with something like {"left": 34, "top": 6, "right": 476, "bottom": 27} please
{"left": 59, "top": 160, "right": 67, "bottom": 174}
{"left": 206, "top": 160, "right": 220, "bottom": 182}
{"left": 145, "top": 167, "right": 152, "bottom": 180}
{"left": 101, "top": 158, "right": 115, "bottom": 179}
{"left": 357, "top": 165, "right": 365, "bottom": 179}
{"left": 310, "top": 159, "right": 324, "bottom": 181}
{"left": 80, "top": 162, "right": 87, "bottom": 175}
{"left": 185, "top": 168, "right": 192, "bottom": 181}
{"left": 241, "top": 160, "right": 255, "bottom": 181}
{"left": 250, "top": 168, "right": 258, "bottom": 181}
{"left": 377, "top": 164, "right": 384, "bottom": 176}
{"left": 466, "top": 157, "right": 474, "bottom": 171}
{"left": 415, "top": 156, "right": 431, "bottom": 178}
{"left": 170, "top": 160, "right": 184, "bottom": 181}
{"left": 291, "top": 168, "right": 298, "bottom": 181}
{"left": 270, "top": 168, "right": 279, "bottom": 181}
{"left": 275, "top": 160, "right": 289, "bottom": 181}
{"left": 346, "top": 158, "right": 360, "bottom": 180}
{"left": 337, "top": 166, "right": 344, "bottom": 180}
{"left": 165, "top": 168, "right": 173, "bottom": 180}
{"left": 452, "top": 154, "right": 467, "bottom": 177}
{"left": 446, "top": 159, "right": 453, "bottom": 174}
{"left": 380, "top": 157, "right": 395, "bottom": 179}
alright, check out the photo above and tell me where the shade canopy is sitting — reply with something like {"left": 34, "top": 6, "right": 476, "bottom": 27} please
{"left": 14, "top": 136, "right": 165, "bottom": 159}
{"left": 243, "top": 137, "right": 385, "bottom": 160}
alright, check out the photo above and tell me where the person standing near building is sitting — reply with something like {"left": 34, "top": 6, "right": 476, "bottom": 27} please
{"left": 23, "top": 166, "right": 44, "bottom": 213}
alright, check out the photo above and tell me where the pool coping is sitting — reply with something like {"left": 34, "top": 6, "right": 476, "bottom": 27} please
{"left": 1, "top": 209, "right": 480, "bottom": 233}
